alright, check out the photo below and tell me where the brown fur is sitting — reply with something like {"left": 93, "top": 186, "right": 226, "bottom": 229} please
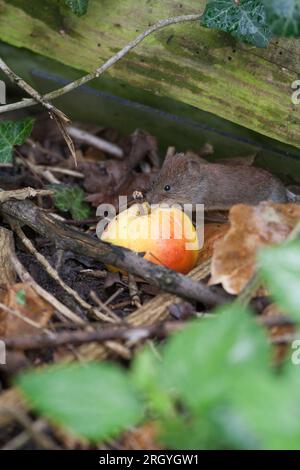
{"left": 146, "top": 153, "right": 288, "bottom": 210}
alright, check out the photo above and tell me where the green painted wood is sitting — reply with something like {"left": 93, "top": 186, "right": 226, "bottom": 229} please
{"left": 3, "top": 42, "right": 300, "bottom": 185}
{"left": 0, "top": 0, "right": 300, "bottom": 151}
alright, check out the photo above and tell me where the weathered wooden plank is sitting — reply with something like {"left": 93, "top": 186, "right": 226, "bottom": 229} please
{"left": 0, "top": 0, "right": 300, "bottom": 150}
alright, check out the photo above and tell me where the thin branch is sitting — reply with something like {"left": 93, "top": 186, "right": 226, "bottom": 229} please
{"left": 3, "top": 321, "right": 185, "bottom": 351}
{"left": 0, "top": 300, "right": 49, "bottom": 332}
{"left": 0, "top": 14, "right": 202, "bottom": 115}
{"left": 67, "top": 126, "right": 124, "bottom": 159}
{"left": 0, "top": 58, "right": 68, "bottom": 123}
{"left": 0, "top": 187, "right": 53, "bottom": 203}
{"left": 10, "top": 221, "right": 113, "bottom": 323}
{"left": 1, "top": 198, "right": 230, "bottom": 307}
{"left": 10, "top": 253, "right": 87, "bottom": 326}
{"left": 128, "top": 273, "right": 142, "bottom": 308}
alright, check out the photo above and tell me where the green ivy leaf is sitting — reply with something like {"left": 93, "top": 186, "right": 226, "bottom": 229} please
{"left": 201, "top": 0, "right": 272, "bottom": 48}
{"left": 16, "top": 363, "right": 142, "bottom": 442}
{"left": 65, "top": 0, "right": 89, "bottom": 16}
{"left": 263, "top": 0, "right": 300, "bottom": 36}
{"left": 0, "top": 118, "right": 34, "bottom": 163}
{"left": 259, "top": 240, "right": 300, "bottom": 320}
{"left": 52, "top": 185, "right": 91, "bottom": 220}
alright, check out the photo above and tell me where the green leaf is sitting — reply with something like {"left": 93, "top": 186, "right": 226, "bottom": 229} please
{"left": 229, "top": 370, "right": 300, "bottom": 449}
{"left": 158, "top": 304, "right": 270, "bottom": 411}
{"left": 0, "top": 118, "right": 34, "bottom": 163}
{"left": 201, "top": 0, "right": 272, "bottom": 48}
{"left": 259, "top": 240, "right": 300, "bottom": 320}
{"left": 15, "top": 288, "right": 26, "bottom": 306}
{"left": 17, "top": 363, "right": 142, "bottom": 442}
{"left": 263, "top": 0, "right": 300, "bottom": 36}
{"left": 52, "top": 185, "right": 91, "bottom": 220}
{"left": 131, "top": 347, "right": 174, "bottom": 417}
{"left": 143, "top": 305, "right": 272, "bottom": 449}
{"left": 65, "top": 0, "right": 89, "bottom": 16}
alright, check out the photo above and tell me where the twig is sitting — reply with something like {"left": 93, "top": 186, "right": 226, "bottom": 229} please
{"left": 0, "top": 301, "right": 49, "bottom": 332}
{"left": 52, "top": 113, "right": 77, "bottom": 166}
{"left": 2, "top": 321, "right": 185, "bottom": 351}
{"left": 80, "top": 269, "right": 107, "bottom": 278}
{"left": 0, "top": 406, "right": 57, "bottom": 450}
{"left": 0, "top": 58, "right": 68, "bottom": 123}
{"left": 17, "top": 156, "right": 84, "bottom": 179}
{"left": 67, "top": 126, "right": 124, "bottom": 158}
{"left": 1, "top": 419, "right": 48, "bottom": 451}
{"left": 271, "top": 333, "right": 299, "bottom": 345}
{"left": 0, "top": 59, "right": 78, "bottom": 165}
{"left": 0, "top": 260, "right": 211, "bottom": 428}
{"left": 35, "top": 166, "right": 84, "bottom": 178}
{"left": 0, "top": 187, "right": 53, "bottom": 203}
{"left": 105, "top": 287, "right": 125, "bottom": 306}
{"left": 1, "top": 199, "right": 229, "bottom": 307}
{"left": 10, "top": 253, "right": 86, "bottom": 326}
{"left": 0, "top": 14, "right": 202, "bottom": 115}
{"left": 27, "top": 138, "right": 66, "bottom": 162}
{"left": 90, "top": 290, "right": 121, "bottom": 323}
{"left": 10, "top": 221, "right": 111, "bottom": 324}
{"left": 258, "top": 315, "right": 295, "bottom": 328}
{"left": 128, "top": 273, "right": 142, "bottom": 308}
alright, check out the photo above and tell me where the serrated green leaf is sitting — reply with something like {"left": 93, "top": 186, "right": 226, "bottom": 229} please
{"left": 259, "top": 240, "right": 300, "bottom": 320}
{"left": 229, "top": 370, "right": 300, "bottom": 449}
{"left": 148, "top": 305, "right": 273, "bottom": 449}
{"left": 0, "top": 118, "right": 34, "bottom": 163}
{"left": 65, "top": 0, "right": 89, "bottom": 16}
{"left": 158, "top": 304, "right": 270, "bottom": 411}
{"left": 52, "top": 185, "right": 91, "bottom": 220}
{"left": 17, "top": 363, "right": 142, "bottom": 442}
{"left": 263, "top": 0, "right": 300, "bottom": 37}
{"left": 201, "top": 0, "right": 272, "bottom": 48}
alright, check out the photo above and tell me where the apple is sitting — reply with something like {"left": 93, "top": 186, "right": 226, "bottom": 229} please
{"left": 100, "top": 203, "right": 200, "bottom": 274}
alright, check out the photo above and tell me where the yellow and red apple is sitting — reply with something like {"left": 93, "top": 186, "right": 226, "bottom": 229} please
{"left": 100, "top": 203, "right": 200, "bottom": 274}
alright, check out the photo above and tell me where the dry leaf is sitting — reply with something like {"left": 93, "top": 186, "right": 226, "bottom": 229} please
{"left": 210, "top": 203, "right": 300, "bottom": 294}
{"left": 262, "top": 303, "right": 295, "bottom": 364}
{"left": 198, "top": 223, "right": 229, "bottom": 264}
{"left": 1, "top": 283, "right": 54, "bottom": 337}
{"left": 122, "top": 422, "right": 162, "bottom": 450}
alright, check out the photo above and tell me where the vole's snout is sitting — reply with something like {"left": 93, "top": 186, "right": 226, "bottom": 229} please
{"left": 145, "top": 190, "right": 158, "bottom": 205}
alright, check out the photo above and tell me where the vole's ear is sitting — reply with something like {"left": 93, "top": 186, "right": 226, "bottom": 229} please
{"left": 186, "top": 158, "right": 200, "bottom": 174}
{"left": 164, "top": 147, "right": 176, "bottom": 162}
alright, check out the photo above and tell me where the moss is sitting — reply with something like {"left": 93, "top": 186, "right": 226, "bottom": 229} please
{"left": 6, "top": 0, "right": 64, "bottom": 31}
{"left": 0, "top": 0, "right": 300, "bottom": 150}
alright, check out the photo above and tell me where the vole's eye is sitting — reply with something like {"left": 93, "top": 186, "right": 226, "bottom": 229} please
{"left": 164, "top": 184, "right": 171, "bottom": 192}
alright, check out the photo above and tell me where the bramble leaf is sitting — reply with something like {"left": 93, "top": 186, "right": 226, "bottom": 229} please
{"left": 259, "top": 240, "right": 300, "bottom": 321}
{"left": 52, "top": 185, "right": 91, "bottom": 220}
{"left": 17, "top": 363, "right": 142, "bottom": 442}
